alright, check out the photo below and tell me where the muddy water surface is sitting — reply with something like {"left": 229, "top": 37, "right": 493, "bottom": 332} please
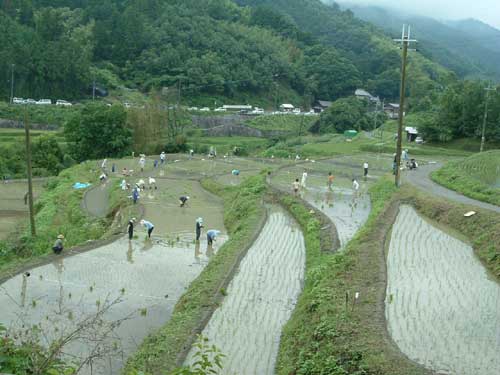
{"left": 386, "top": 205, "right": 500, "bottom": 375}
{"left": 0, "top": 177, "right": 227, "bottom": 375}
{"left": 187, "top": 206, "right": 305, "bottom": 374}
{"left": 305, "top": 187, "right": 370, "bottom": 248}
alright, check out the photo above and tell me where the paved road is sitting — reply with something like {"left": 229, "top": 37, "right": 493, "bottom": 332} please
{"left": 404, "top": 163, "right": 500, "bottom": 214}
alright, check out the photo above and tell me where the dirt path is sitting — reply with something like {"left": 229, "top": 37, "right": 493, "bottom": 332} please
{"left": 404, "top": 163, "right": 500, "bottom": 213}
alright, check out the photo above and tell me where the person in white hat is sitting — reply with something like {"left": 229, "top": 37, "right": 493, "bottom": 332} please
{"left": 52, "top": 234, "right": 65, "bottom": 254}
{"left": 140, "top": 219, "right": 155, "bottom": 238}
{"left": 195, "top": 217, "right": 204, "bottom": 241}
{"left": 206, "top": 229, "right": 220, "bottom": 246}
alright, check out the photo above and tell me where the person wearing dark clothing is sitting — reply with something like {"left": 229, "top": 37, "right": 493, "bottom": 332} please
{"left": 195, "top": 218, "right": 204, "bottom": 241}
{"left": 52, "top": 234, "right": 64, "bottom": 254}
{"left": 128, "top": 218, "right": 136, "bottom": 240}
{"left": 179, "top": 195, "right": 190, "bottom": 207}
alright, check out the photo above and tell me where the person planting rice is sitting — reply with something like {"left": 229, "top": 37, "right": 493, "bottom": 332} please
{"left": 232, "top": 169, "right": 240, "bottom": 176}
{"left": 352, "top": 178, "right": 360, "bottom": 193}
{"left": 328, "top": 172, "right": 334, "bottom": 191}
{"left": 128, "top": 218, "right": 136, "bottom": 240}
{"left": 140, "top": 219, "right": 155, "bottom": 238}
{"left": 137, "top": 179, "right": 146, "bottom": 190}
{"left": 207, "top": 229, "right": 220, "bottom": 246}
{"left": 148, "top": 177, "right": 157, "bottom": 190}
{"left": 160, "top": 151, "right": 166, "bottom": 165}
{"left": 292, "top": 178, "right": 300, "bottom": 195}
{"left": 52, "top": 234, "right": 64, "bottom": 254}
{"left": 196, "top": 217, "right": 204, "bottom": 241}
{"left": 139, "top": 155, "right": 146, "bottom": 172}
{"left": 301, "top": 169, "right": 308, "bottom": 189}
{"left": 132, "top": 187, "right": 140, "bottom": 204}
{"left": 363, "top": 162, "right": 369, "bottom": 178}
{"left": 179, "top": 195, "right": 190, "bottom": 207}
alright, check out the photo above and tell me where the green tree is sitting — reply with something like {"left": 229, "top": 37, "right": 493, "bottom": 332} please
{"left": 311, "top": 97, "right": 371, "bottom": 134}
{"left": 65, "top": 104, "right": 131, "bottom": 161}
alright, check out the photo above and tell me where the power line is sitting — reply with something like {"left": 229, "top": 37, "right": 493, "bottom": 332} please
{"left": 394, "top": 24, "right": 417, "bottom": 188}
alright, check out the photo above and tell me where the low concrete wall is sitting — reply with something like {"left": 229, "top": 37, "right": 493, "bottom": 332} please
{"left": 0, "top": 118, "right": 58, "bottom": 131}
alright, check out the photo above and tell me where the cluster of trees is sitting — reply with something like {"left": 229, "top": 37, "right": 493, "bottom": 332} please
{"left": 1, "top": 0, "right": 454, "bottom": 105}
{"left": 311, "top": 97, "right": 386, "bottom": 134}
{"left": 416, "top": 81, "right": 500, "bottom": 142}
{"left": 0, "top": 134, "right": 70, "bottom": 178}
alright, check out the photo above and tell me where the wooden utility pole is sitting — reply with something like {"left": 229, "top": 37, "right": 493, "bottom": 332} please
{"left": 23, "top": 106, "right": 36, "bottom": 236}
{"left": 480, "top": 84, "right": 496, "bottom": 153}
{"left": 394, "top": 25, "right": 417, "bottom": 187}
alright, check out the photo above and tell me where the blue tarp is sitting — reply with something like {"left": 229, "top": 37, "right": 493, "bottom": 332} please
{"left": 73, "top": 182, "right": 91, "bottom": 189}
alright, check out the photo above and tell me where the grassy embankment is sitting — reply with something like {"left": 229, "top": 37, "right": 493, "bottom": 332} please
{"left": 276, "top": 175, "right": 500, "bottom": 374}
{"left": 431, "top": 150, "right": 500, "bottom": 206}
{"left": 0, "top": 162, "right": 138, "bottom": 278}
{"left": 246, "top": 114, "right": 316, "bottom": 134}
{"left": 125, "top": 174, "right": 267, "bottom": 375}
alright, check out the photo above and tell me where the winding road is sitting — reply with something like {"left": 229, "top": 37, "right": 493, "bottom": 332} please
{"left": 404, "top": 163, "right": 500, "bottom": 214}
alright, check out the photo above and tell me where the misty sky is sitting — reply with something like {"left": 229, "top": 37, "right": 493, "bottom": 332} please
{"left": 341, "top": 0, "right": 500, "bottom": 29}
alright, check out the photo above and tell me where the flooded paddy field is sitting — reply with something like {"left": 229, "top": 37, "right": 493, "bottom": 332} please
{"left": 304, "top": 188, "right": 370, "bottom": 248}
{"left": 386, "top": 205, "right": 500, "bottom": 375}
{"left": 0, "top": 180, "right": 45, "bottom": 240}
{"left": 187, "top": 206, "right": 305, "bottom": 374}
{"left": 0, "top": 176, "right": 228, "bottom": 375}
{"left": 271, "top": 159, "right": 372, "bottom": 248}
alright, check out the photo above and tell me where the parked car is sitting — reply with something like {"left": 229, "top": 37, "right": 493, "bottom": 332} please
{"left": 36, "top": 99, "right": 52, "bottom": 105}
{"left": 199, "top": 107, "right": 211, "bottom": 112}
{"left": 188, "top": 107, "right": 199, "bottom": 111}
{"left": 251, "top": 107, "right": 264, "bottom": 115}
{"left": 415, "top": 137, "right": 424, "bottom": 144}
{"left": 12, "top": 97, "right": 24, "bottom": 104}
{"left": 25, "top": 99, "right": 36, "bottom": 105}
{"left": 56, "top": 100, "right": 72, "bottom": 107}
{"left": 214, "top": 107, "right": 227, "bottom": 112}
{"left": 292, "top": 108, "right": 301, "bottom": 115}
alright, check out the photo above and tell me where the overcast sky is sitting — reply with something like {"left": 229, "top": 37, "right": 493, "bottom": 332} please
{"left": 339, "top": 0, "right": 500, "bottom": 29}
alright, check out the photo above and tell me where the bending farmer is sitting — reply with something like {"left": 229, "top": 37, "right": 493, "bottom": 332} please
{"left": 140, "top": 219, "right": 155, "bottom": 238}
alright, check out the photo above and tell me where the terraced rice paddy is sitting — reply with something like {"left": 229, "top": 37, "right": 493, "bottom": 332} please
{"left": 0, "top": 180, "right": 45, "bottom": 240}
{"left": 0, "top": 176, "right": 228, "bottom": 375}
{"left": 386, "top": 205, "right": 500, "bottom": 375}
{"left": 187, "top": 206, "right": 305, "bottom": 374}
{"left": 305, "top": 187, "right": 370, "bottom": 248}
{"left": 456, "top": 151, "right": 500, "bottom": 188}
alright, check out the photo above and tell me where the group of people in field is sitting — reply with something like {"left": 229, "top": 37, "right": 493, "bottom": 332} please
{"left": 291, "top": 161, "right": 369, "bottom": 196}
{"left": 52, "top": 151, "right": 221, "bottom": 255}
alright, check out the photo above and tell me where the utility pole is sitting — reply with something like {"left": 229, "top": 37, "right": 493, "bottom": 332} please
{"left": 379, "top": 99, "right": 385, "bottom": 140}
{"left": 480, "top": 84, "right": 496, "bottom": 153}
{"left": 394, "top": 25, "right": 417, "bottom": 187}
{"left": 10, "top": 64, "right": 15, "bottom": 104}
{"left": 23, "top": 106, "right": 36, "bottom": 236}
{"left": 92, "top": 76, "right": 96, "bottom": 101}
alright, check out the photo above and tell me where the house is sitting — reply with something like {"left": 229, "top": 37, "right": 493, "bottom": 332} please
{"left": 313, "top": 100, "right": 333, "bottom": 113}
{"left": 280, "top": 103, "right": 295, "bottom": 112}
{"left": 405, "top": 126, "right": 419, "bottom": 142}
{"left": 384, "top": 103, "right": 404, "bottom": 119}
{"left": 355, "top": 89, "right": 381, "bottom": 105}
{"left": 222, "top": 105, "right": 253, "bottom": 112}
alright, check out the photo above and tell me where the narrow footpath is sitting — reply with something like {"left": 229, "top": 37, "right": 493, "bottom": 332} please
{"left": 404, "top": 163, "right": 500, "bottom": 214}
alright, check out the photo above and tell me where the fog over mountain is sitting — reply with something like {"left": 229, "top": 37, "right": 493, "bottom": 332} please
{"left": 328, "top": 0, "right": 500, "bottom": 29}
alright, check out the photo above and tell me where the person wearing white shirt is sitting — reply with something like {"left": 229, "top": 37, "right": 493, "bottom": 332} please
{"left": 363, "top": 162, "right": 369, "bottom": 178}
{"left": 352, "top": 178, "right": 360, "bottom": 192}
{"left": 301, "top": 170, "right": 308, "bottom": 189}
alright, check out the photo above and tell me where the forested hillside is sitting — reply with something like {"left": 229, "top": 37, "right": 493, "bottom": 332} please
{"left": 339, "top": 3, "right": 500, "bottom": 81}
{"left": 1, "top": 0, "right": 453, "bottom": 106}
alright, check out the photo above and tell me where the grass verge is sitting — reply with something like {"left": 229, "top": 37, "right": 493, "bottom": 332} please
{"left": 275, "top": 177, "right": 430, "bottom": 375}
{"left": 124, "top": 174, "right": 267, "bottom": 375}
